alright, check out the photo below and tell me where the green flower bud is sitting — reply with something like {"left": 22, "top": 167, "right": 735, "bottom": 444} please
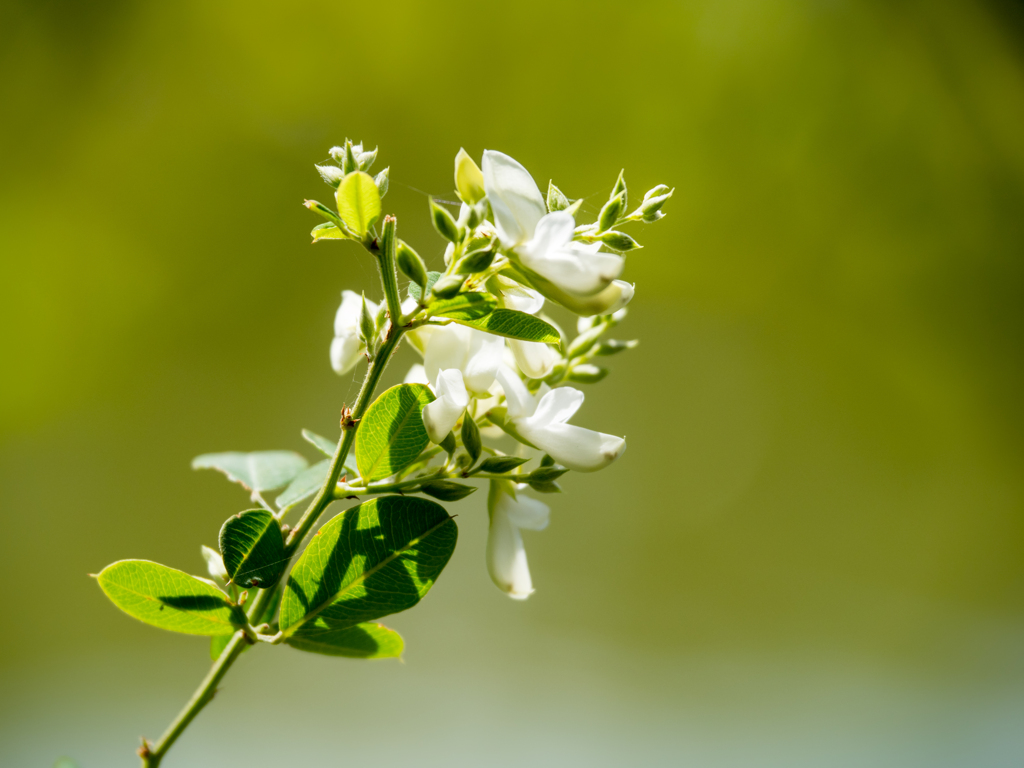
{"left": 454, "top": 148, "right": 486, "bottom": 204}
{"left": 357, "top": 146, "right": 377, "bottom": 172}
{"left": 547, "top": 181, "right": 570, "bottom": 212}
{"left": 456, "top": 244, "right": 495, "bottom": 274}
{"left": 315, "top": 164, "right": 344, "bottom": 189}
{"left": 539, "top": 454, "right": 556, "bottom": 468}
{"left": 430, "top": 273, "right": 467, "bottom": 299}
{"left": 396, "top": 239, "right": 428, "bottom": 293}
{"left": 598, "top": 191, "right": 625, "bottom": 232}
{"left": 358, "top": 293, "right": 376, "bottom": 349}
{"left": 640, "top": 185, "right": 673, "bottom": 222}
{"left": 374, "top": 167, "right": 390, "bottom": 198}
{"left": 567, "top": 324, "right": 606, "bottom": 359}
{"left": 529, "top": 465, "right": 569, "bottom": 483}
{"left": 461, "top": 415, "right": 482, "bottom": 464}
{"left": 611, "top": 169, "right": 627, "bottom": 210}
{"left": 421, "top": 480, "right": 476, "bottom": 501}
{"left": 429, "top": 197, "right": 461, "bottom": 242}
{"left": 477, "top": 455, "right": 530, "bottom": 474}
{"left": 594, "top": 339, "right": 638, "bottom": 356}
{"left": 599, "top": 230, "right": 642, "bottom": 252}
{"left": 342, "top": 140, "right": 359, "bottom": 175}
{"left": 567, "top": 363, "right": 609, "bottom": 383}
{"left": 439, "top": 431, "right": 457, "bottom": 456}
{"left": 527, "top": 479, "right": 562, "bottom": 494}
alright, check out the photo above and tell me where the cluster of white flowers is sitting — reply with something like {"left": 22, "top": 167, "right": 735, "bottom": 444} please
{"left": 326, "top": 148, "right": 670, "bottom": 600}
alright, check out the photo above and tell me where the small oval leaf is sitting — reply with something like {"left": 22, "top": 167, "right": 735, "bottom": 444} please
{"left": 275, "top": 458, "right": 331, "bottom": 509}
{"left": 428, "top": 292, "right": 498, "bottom": 321}
{"left": 336, "top": 171, "right": 381, "bottom": 238}
{"left": 219, "top": 510, "right": 287, "bottom": 589}
{"left": 286, "top": 620, "right": 404, "bottom": 659}
{"left": 279, "top": 495, "right": 457, "bottom": 635}
{"left": 192, "top": 451, "right": 308, "bottom": 492}
{"left": 356, "top": 384, "right": 435, "bottom": 482}
{"left": 452, "top": 308, "right": 560, "bottom": 343}
{"left": 97, "top": 560, "right": 245, "bottom": 636}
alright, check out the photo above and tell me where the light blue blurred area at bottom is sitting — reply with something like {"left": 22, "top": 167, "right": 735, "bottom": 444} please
{"left": 5, "top": 620, "right": 1024, "bottom": 768}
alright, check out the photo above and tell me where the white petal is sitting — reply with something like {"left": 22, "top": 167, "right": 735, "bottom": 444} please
{"left": 423, "top": 369, "right": 469, "bottom": 443}
{"left": 201, "top": 545, "right": 228, "bottom": 581}
{"left": 495, "top": 365, "right": 535, "bottom": 420}
{"left": 519, "top": 422, "right": 626, "bottom": 472}
{"left": 509, "top": 338, "right": 559, "bottom": 379}
{"left": 499, "top": 278, "right": 546, "bottom": 315}
{"left": 502, "top": 492, "right": 550, "bottom": 531}
{"left": 403, "top": 363, "right": 428, "bottom": 385}
{"left": 560, "top": 280, "right": 635, "bottom": 317}
{"left": 330, "top": 332, "right": 364, "bottom": 375}
{"left": 520, "top": 211, "right": 576, "bottom": 258}
{"left": 463, "top": 329, "right": 505, "bottom": 394}
{"left": 525, "top": 386, "right": 584, "bottom": 428}
{"left": 487, "top": 497, "right": 534, "bottom": 599}
{"left": 521, "top": 241, "right": 624, "bottom": 296}
{"left": 334, "top": 290, "right": 365, "bottom": 335}
{"left": 482, "top": 150, "right": 546, "bottom": 249}
{"left": 424, "top": 324, "right": 469, "bottom": 384}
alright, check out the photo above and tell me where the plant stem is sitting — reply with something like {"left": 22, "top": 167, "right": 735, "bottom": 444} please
{"left": 139, "top": 632, "right": 248, "bottom": 768}
{"left": 139, "top": 220, "right": 408, "bottom": 767}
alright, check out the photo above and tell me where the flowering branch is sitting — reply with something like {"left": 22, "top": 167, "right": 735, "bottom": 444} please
{"left": 94, "top": 139, "right": 672, "bottom": 766}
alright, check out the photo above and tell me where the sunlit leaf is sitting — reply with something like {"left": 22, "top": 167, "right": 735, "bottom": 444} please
{"left": 279, "top": 496, "right": 457, "bottom": 635}
{"left": 407, "top": 271, "right": 442, "bottom": 301}
{"left": 451, "top": 308, "right": 560, "bottom": 343}
{"left": 311, "top": 222, "right": 346, "bottom": 243}
{"left": 336, "top": 171, "right": 381, "bottom": 238}
{"left": 428, "top": 292, "right": 497, "bottom": 321}
{"left": 286, "top": 620, "right": 403, "bottom": 659}
{"left": 356, "top": 384, "right": 435, "bottom": 482}
{"left": 97, "top": 560, "right": 245, "bottom": 636}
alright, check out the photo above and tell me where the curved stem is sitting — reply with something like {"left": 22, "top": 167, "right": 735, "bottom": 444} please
{"left": 139, "top": 633, "right": 248, "bottom": 768}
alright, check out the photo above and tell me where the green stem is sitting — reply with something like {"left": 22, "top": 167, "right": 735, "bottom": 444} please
{"left": 138, "top": 219, "right": 409, "bottom": 767}
{"left": 140, "top": 632, "right": 249, "bottom": 768}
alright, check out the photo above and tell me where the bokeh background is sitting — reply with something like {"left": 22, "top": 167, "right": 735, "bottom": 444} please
{"left": 2, "top": 0, "right": 1023, "bottom": 765}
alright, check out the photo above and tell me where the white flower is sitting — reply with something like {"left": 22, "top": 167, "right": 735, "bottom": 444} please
{"left": 330, "top": 290, "right": 377, "bottom": 375}
{"left": 201, "top": 545, "right": 228, "bottom": 582}
{"left": 422, "top": 368, "right": 469, "bottom": 444}
{"left": 482, "top": 150, "right": 625, "bottom": 299}
{"left": 493, "top": 270, "right": 559, "bottom": 379}
{"left": 423, "top": 323, "right": 504, "bottom": 396}
{"left": 496, "top": 367, "right": 626, "bottom": 473}
{"left": 403, "top": 363, "right": 429, "bottom": 385}
{"left": 487, "top": 481, "right": 550, "bottom": 599}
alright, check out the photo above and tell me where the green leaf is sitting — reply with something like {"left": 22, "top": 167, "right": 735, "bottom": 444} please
{"left": 97, "top": 560, "right": 246, "bottom": 636}
{"left": 420, "top": 480, "right": 477, "bottom": 501}
{"left": 452, "top": 308, "right": 560, "bottom": 343}
{"left": 209, "top": 633, "right": 232, "bottom": 660}
{"left": 477, "top": 455, "right": 529, "bottom": 474}
{"left": 279, "top": 495, "right": 457, "bottom": 635}
{"left": 275, "top": 458, "right": 330, "bottom": 508}
{"left": 356, "top": 384, "right": 435, "bottom": 482}
{"left": 219, "top": 510, "right": 286, "bottom": 589}
{"left": 192, "top": 451, "right": 308, "bottom": 492}
{"left": 302, "top": 428, "right": 337, "bottom": 456}
{"left": 407, "top": 271, "right": 442, "bottom": 301}
{"left": 336, "top": 171, "right": 381, "bottom": 238}
{"left": 311, "top": 222, "right": 346, "bottom": 243}
{"left": 286, "top": 620, "right": 403, "bottom": 659}
{"left": 429, "top": 292, "right": 497, "bottom": 321}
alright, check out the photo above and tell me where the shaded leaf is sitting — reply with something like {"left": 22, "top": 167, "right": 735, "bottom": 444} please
{"left": 356, "top": 384, "right": 435, "bottom": 482}
{"left": 97, "top": 560, "right": 245, "bottom": 636}
{"left": 279, "top": 495, "right": 457, "bottom": 635}
{"left": 286, "top": 620, "right": 403, "bottom": 659}
{"left": 219, "top": 510, "right": 286, "bottom": 589}
{"left": 275, "top": 458, "right": 331, "bottom": 508}
{"left": 192, "top": 451, "right": 308, "bottom": 492}
{"left": 407, "top": 271, "right": 442, "bottom": 301}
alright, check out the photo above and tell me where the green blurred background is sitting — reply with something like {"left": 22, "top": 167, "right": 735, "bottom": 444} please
{"left": 2, "top": 0, "right": 1023, "bottom": 765}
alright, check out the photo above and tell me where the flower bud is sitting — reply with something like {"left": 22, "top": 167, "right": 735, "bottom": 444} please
{"left": 455, "top": 148, "right": 486, "bottom": 204}
{"left": 477, "top": 455, "right": 530, "bottom": 474}
{"left": 397, "top": 239, "right": 428, "bottom": 293}
{"left": 374, "top": 167, "right": 390, "bottom": 198}
{"left": 315, "top": 164, "right": 344, "bottom": 188}
{"left": 456, "top": 244, "right": 495, "bottom": 274}
{"left": 358, "top": 293, "right": 376, "bottom": 349}
{"left": 357, "top": 146, "right": 378, "bottom": 172}
{"left": 567, "top": 363, "right": 609, "bottom": 383}
{"left": 640, "top": 185, "right": 673, "bottom": 222}
{"left": 439, "top": 431, "right": 457, "bottom": 456}
{"left": 567, "top": 324, "right": 606, "bottom": 359}
{"left": 598, "top": 191, "right": 625, "bottom": 232}
{"left": 430, "top": 273, "right": 467, "bottom": 299}
{"left": 430, "top": 198, "right": 461, "bottom": 242}
{"left": 529, "top": 465, "right": 569, "bottom": 483}
{"left": 201, "top": 545, "right": 228, "bottom": 581}
{"left": 611, "top": 170, "right": 627, "bottom": 210}
{"left": 342, "top": 140, "right": 359, "bottom": 175}
{"left": 461, "top": 414, "right": 482, "bottom": 463}
{"left": 328, "top": 146, "right": 346, "bottom": 162}
{"left": 599, "top": 231, "right": 642, "bottom": 252}
{"left": 421, "top": 480, "right": 477, "bottom": 501}
{"left": 595, "top": 339, "right": 638, "bottom": 356}
{"left": 547, "top": 181, "right": 570, "bottom": 212}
